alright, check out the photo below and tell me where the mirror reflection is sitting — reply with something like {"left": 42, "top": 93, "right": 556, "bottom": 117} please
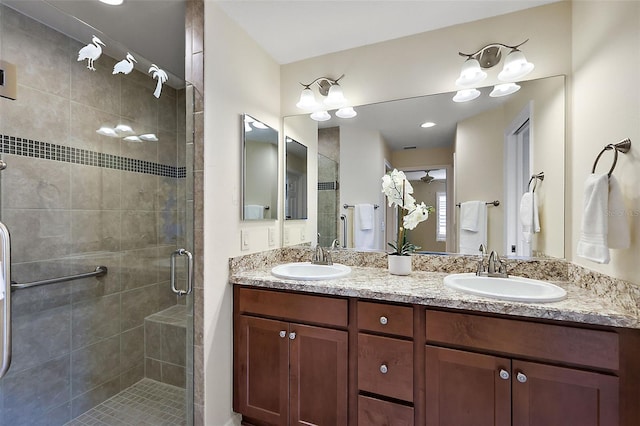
{"left": 285, "top": 137, "right": 308, "bottom": 220}
{"left": 242, "top": 114, "right": 278, "bottom": 221}
{"left": 287, "top": 75, "right": 565, "bottom": 258}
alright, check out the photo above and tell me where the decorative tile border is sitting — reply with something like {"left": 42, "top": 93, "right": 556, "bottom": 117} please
{"left": 1, "top": 134, "right": 186, "bottom": 178}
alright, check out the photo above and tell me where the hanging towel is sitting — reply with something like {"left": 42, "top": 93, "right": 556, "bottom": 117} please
{"left": 460, "top": 201, "right": 483, "bottom": 232}
{"left": 519, "top": 191, "right": 540, "bottom": 243}
{"left": 244, "top": 204, "right": 264, "bottom": 220}
{"left": 459, "top": 202, "right": 487, "bottom": 255}
{"left": 607, "top": 175, "right": 630, "bottom": 249}
{"left": 356, "top": 204, "right": 375, "bottom": 230}
{"left": 354, "top": 204, "right": 376, "bottom": 250}
{"left": 577, "top": 174, "right": 610, "bottom": 263}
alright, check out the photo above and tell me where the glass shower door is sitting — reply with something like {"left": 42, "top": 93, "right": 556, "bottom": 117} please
{"left": 0, "top": 2, "right": 194, "bottom": 424}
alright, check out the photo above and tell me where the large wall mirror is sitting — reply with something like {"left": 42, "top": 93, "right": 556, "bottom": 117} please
{"left": 284, "top": 75, "right": 566, "bottom": 259}
{"left": 242, "top": 114, "right": 278, "bottom": 221}
{"left": 285, "top": 137, "right": 308, "bottom": 220}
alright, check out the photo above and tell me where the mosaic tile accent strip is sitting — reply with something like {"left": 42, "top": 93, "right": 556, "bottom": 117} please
{"left": 1, "top": 134, "right": 187, "bottom": 178}
{"left": 65, "top": 378, "right": 186, "bottom": 426}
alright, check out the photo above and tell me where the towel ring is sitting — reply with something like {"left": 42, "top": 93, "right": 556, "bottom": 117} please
{"left": 527, "top": 172, "right": 545, "bottom": 192}
{"left": 591, "top": 138, "right": 631, "bottom": 177}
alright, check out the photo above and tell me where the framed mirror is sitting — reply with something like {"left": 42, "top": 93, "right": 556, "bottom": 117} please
{"left": 242, "top": 114, "right": 278, "bottom": 221}
{"left": 284, "top": 75, "right": 566, "bottom": 259}
{"left": 285, "top": 137, "right": 308, "bottom": 220}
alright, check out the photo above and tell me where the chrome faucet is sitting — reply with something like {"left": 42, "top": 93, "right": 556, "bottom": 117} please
{"left": 476, "top": 245, "right": 508, "bottom": 277}
{"left": 311, "top": 234, "right": 333, "bottom": 265}
{"left": 330, "top": 239, "right": 340, "bottom": 250}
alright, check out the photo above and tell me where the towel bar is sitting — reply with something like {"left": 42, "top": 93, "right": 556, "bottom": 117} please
{"left": 592, "top": 138, "right": 631, "bottom": 177}
{"left": 343, "top": 204, "right": 379, "bottom": 209}
{"left": 456, "top": 200, "right": 500, "bottom": 207}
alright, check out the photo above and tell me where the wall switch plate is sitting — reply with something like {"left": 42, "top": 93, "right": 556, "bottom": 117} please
{"left": 241, "top": 230, "right": 250, "bottom": 251}
{"left": 284, "top": 228, "right": 290, "bottom": 244}
{"left": 268, "top": 228, "right": 275, "bottom": 246}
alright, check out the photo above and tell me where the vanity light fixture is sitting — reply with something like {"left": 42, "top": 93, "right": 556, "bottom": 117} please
{"left": 296, "top": 74, "right": 357, "bottom": 121}
{"left": 454, "top": 39, "right": 534, "bottom": 102}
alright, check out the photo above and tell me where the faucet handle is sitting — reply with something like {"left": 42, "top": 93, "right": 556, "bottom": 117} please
{"left": 479, "top": 244, "right": 487, "bottom": 255}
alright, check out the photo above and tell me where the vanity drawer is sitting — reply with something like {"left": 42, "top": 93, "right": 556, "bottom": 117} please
{"left": 425, "top": 310, "right": 619, "bottom": 371}
{"left": 238, "top": 287, "right": 348, "bottom": 327}
{"left": 358, "top": 334, "right": 414, "bottom": 402}
{"left": 358, "top": 301, "right": 413, "bottom": 338}
{"left": 358, "top": 395, "right": 414, "bottom": 426}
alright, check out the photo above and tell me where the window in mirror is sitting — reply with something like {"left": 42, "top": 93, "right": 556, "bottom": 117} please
{"left": 242, "top": 114, "right": 278, "bottom": 221}
{"left": 285, "top": 137, "right": 308, "bottom": 220}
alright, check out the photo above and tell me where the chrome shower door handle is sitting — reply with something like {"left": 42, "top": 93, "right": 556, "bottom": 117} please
{"left": 0, "top": 221, "right": 11, "bottom": 379}
{"left": 170, "top": 248, "right": 193, "bottom": 296}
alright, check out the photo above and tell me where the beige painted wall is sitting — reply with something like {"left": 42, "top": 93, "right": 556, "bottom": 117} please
{"left": 570, "top": 1, "right": 640, "bottom": 284}
{"left": 391, "top": 147, "right": 454, "bottom": 169}
{"left": 409, "top": 180, "right": 447, "bottom": 252}
{"left": 203, "top": 3, "right": 280, "bottom": 425}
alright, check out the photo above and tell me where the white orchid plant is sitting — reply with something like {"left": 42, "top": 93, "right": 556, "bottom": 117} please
{"left": 382, "top": 169, "right": 434, "bottom": 256}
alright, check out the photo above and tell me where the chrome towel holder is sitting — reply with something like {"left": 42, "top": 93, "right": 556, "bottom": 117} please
{"left": 592, "top": 138, "right": 631, "bottom": 177}
{"left": 528, "top": 172, "right": 545, "bottom": 192}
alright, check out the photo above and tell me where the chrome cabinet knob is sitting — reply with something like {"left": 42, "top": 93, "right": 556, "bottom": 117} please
{"left": 279, "top": 330, "right": 286, "bottom": 338}
{"left": 380, "top": 364, "right": 388, "bottom": 374}
{"left": 516, "top": 372, "right": 527, "bottom": 383}
{"left": 289, "top": 332, "right": 296, "bottom": 340}
{"left": 379, "top": 316, "right": 388, "bottom": 325}
{"left": 499, "top": 369, "right": 510, "bottom": 380}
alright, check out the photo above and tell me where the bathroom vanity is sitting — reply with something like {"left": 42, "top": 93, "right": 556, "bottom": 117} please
{"left": 230, "top": 263, "right": 640, "bottom": 426}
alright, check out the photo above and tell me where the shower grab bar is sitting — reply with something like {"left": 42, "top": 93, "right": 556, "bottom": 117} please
{"left": 10, "top": 266, "right": 107, "bottom": 290}
{"left": 0, "top": 221, "right": 11, "bottom": 380}
{"left": 170, "top": 249, "right": 193, "bottom": 296}
{"left": 340, "top": 214, "right": 347, "bottom": 248}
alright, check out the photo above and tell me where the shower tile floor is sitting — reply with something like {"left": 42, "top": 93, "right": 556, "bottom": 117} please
{"left": 65, "top": 378, "right": 186, "bottom": 426}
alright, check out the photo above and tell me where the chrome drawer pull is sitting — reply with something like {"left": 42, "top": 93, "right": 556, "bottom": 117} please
{"left": 379, "top": 316, "right": 388, "bottom": 325}
{"left": 517, "top": 372, "right": 528, "bottom": 383}
{"left": 279, "top": 330, "right": 286, "bottom": 338}
{"left": 289, "top": 332, "right": 296, "bottom": 340}
{"left": 380, "top": 364, "right": 388, "bottom": 374}
{"left": 499, "top": 369, "right": 510, "bottom": 380}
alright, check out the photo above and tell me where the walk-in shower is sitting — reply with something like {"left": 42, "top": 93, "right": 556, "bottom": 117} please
{"left": 0, "top": 2, "right": 194, "bottom": 424}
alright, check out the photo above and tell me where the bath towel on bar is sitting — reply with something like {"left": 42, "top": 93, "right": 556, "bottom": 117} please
{"left": 458, "top": 202, "right": 487, "bottom": 255}
{"left": 354, "top": 204, "right": 376, "bottom": 250}
{"left": 577, "top": 174, "right": 629, "bottom": 264}
{"left": 460, "top": 201, "right": 483, "bottom": 232}
{"left": 244, "top": 204, "right": 264, "bottom": 220}
{"left": 519, "top": 191, "right": 540, "bottom": 243}
{"left": 357, "top": 203, "right": 375, "bottom": 230}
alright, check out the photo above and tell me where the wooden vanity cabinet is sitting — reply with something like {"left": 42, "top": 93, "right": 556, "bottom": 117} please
{"left": 234, "top": 287, "right": 348, "bottom": 426}
{"left": 425, "top": 310, "right": 622, "bottom": 426}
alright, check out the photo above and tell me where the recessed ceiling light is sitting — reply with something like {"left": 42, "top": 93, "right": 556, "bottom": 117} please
{"left": 421, "top": 122, "right": 436, "bottom": 128}
{"left": 99, "top": 0, "right": 124, "bottom": 6}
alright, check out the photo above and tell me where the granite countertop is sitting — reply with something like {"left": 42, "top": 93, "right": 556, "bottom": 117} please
{"left": 230, "top": 265, "right": 640, "bottom": 329}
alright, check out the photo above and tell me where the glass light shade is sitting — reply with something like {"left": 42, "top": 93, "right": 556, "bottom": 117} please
{"left": 455, "top": 58, "right": 487, "bottom": 87}
{"left": 123, "top": 136, "right": 142, "bottom": 142}
{"left": 115, "top": 124, "right": 134, "bottom": 135}
{"left": 324, "top": 84, "right": 347, "bottom": 108}
{"left": 252, "top": 121, "right": 268, "bottom": 129}
{"left": 296, "top": 87, "right": 319, "bottom": 110}
{"left": 139, "top": 133, "right": 159, "bottom": 142}
{"left": 490, "top": 83, "right": 521, "bottom": 97}
{"left": 498, "top": 49, "right": 534, "bottom": 81}
{"left": 96, "top": 126, "right": 118, "bottom": 137}
{"left": 310, "top": 110, "right": 331, "bottom": 122}
{"left": 99, "top": 0, "right": 124, "bottom": 5}
{"left": 452, "top": 89, "right": 481, "bottom": 103}
{"left": 335, "top": 107, "right": 357, "bottom": 119}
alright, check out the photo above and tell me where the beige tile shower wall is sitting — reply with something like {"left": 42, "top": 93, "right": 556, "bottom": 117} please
{"left": 0, "top": 5, "right": 185, "bottom": 424}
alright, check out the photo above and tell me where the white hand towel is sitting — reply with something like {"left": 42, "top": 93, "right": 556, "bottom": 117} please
{"left": 519, "top": 191, "right": 540, "bottom": 243}
{"left": 459, "top": 203, "right": 487, "bottom": 254}
{"left": 354, "top": 205, "right": 376, "bottom": 250}
{"left": 460, "top": 201, "right": 483, "bottom": 232}
{"left": 607, "top": 175, "right": 630, "bottom": 249}
{"left": 356, "top": 204, "right": 375, "bottom": 230}
{"left": 577, "top": 174, "right": 610, "bottom": 264}
{"left": 244, "top": 204, "right": 264, "bottom": 220}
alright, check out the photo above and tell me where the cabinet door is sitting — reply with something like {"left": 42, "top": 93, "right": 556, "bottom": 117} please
{"left": 425, "top": 346, "right": 511, "bottom": 426}
{"left": 236, "top": 315, "right": 289, "bottom": 425}
{"left": 289, "top": 323, "right": 348, "bottom": 426}
{"left": 512, "top": 360, "right": 619, "bottom": 426}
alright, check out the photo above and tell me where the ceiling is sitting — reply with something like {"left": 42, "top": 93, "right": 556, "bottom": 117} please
{"left": 5, "top": 0, "right": 558, "bottom": 82}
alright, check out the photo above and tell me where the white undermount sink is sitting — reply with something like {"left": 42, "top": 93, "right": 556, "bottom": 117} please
{"left": 444, "top": 273, "right": 567, "bottom": 303}
{"left": 271, "top": 262, "right": 351, "bottom": 281}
